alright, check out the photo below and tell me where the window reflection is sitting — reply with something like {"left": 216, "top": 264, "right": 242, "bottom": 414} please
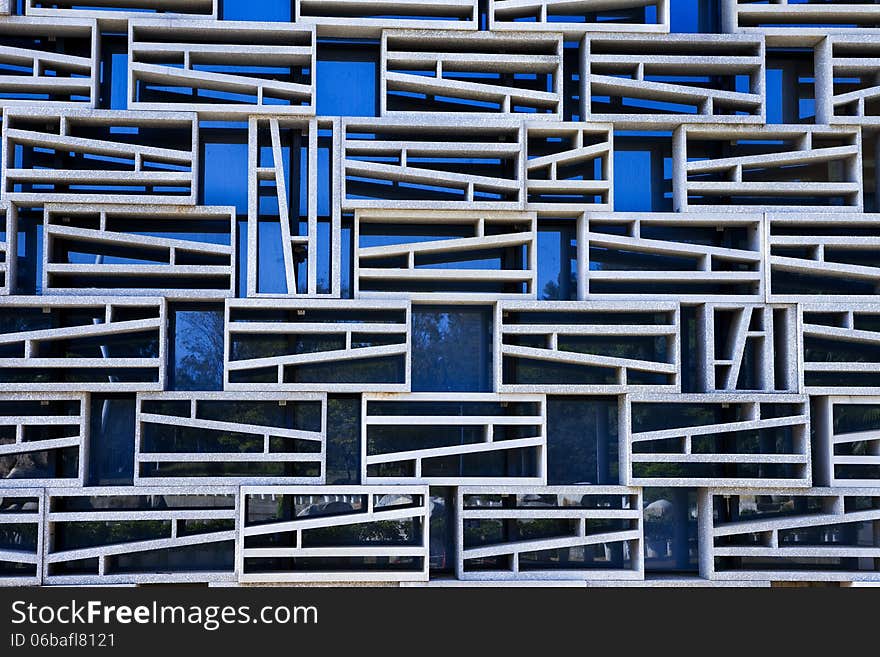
{"left": 547, "top": 397, "right": 618, "bottom": 485}
{"left": 643, "top": 488, "right": 699, "bottom": 573}
{"left": 88, "top": 395, "right": 135, "bottom": 486}
{"left": 412, "top": 306, "right": 493, "bottom": 392}
{"left": 169, "top": 304, "right": 224, "bottom": 391}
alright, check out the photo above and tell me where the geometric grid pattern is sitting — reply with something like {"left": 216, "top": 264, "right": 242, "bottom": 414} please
{"left": 1, "top": 1, "right": 879, "bottom": 588}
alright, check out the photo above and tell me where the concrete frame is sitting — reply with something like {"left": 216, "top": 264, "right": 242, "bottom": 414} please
{"left": 128, "top": 19, "right": 317, "bottom": 120}
{"left": 813, "top": 395, "right": 880, "bottom": 489}
{"left": 362, "top": 392, "right": 548, "bottom": 486}
{"left": 525, "top": 122, "right": 613, "bottom": 211}
{"left": 0, "top": 296, "right": 167, "bottom": 392}
{"left": 43, "top": 485, "right": 238, "bottom": 585}
{"left": 224, "top": 298, "right": 412, "bottom": 393}
{"left": 698, "top": 486, "right": 880, "bottom": 582}
{"left": 622, "top": 392, "right": 812, "bottom": 488}
{"left": 354, "top": 209, "right": 538, "bottom": 301}
{"left": 25, "top": 0, "right": 219, "bottom": 31}
{"left": 381, "top": 30, "right": 564, "bottom": 121}
{"left": 1, "top": 2, "right": 879, "bottom": 589}
{"left": 0, "top": 393, "right": 88, "bottom": 488}
{"left": 0, "top": 16, "right": 98, "bottom": 111}
{"left": 488, "top": 0, "right": 671, "bottom": 36}
{"left": 582, "top": 32, "right": 766, "bottom": 127}
{"left": 800, "top": 302, "right": 880, "bottom": 394}
{"left": 768, "top": 212, "right": 880, "bottom": 303}
{"left": 247, "top": 116, "right": 342, "bottom": 298}
{"left": 341, "top": 117, "right": 524, "bottom": 211}
{"left": 1, "top": 108, "right": 199, "bottom": 206}
{"left": 577, "top": 211, "right": 765, "bottom": 301}
{"left": 456, "top": 485, "right": 644, "bottom": 581}
{"left": 696, "top": 302, "right": 801, "bottom": 393}
{"left": 0, "top": 488, "right": 44, "bottom": 586}
{"left": 134, "top": 392, "right": 328, "bottom": 487}
{"left": 238, "top": 485, "right": 430, "bottom": 583}
{"left": 672, "top": 124, "right": 864, "bottom": 213}
{"left": 42, "top": 203, "right": 237, "bottom": 300}
{"left": 295, "top": 0, "right": 479, "bottom": 37}
{"left": 496, "top": 300, "right": 681, "bottom": 394}
{"left": 722, "top": 0, "right": 880, "bottom": 38}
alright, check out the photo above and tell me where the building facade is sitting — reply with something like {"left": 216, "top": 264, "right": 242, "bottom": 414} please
{"left": 1, "top": 0, "right": 879, "bottom": 587}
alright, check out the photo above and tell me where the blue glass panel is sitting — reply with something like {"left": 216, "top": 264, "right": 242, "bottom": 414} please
{"left": 99, "top": 36, "right": 128, "bottom": 110}
{"left": 614, "top": 135, "right": 673, "bottom": 212}
{"left": 201, "top": 142, "right": 248, "bottom": 213}
{"left": 429, "top": 488, "right": 455, "bottom": 573}
{"left": 169, "top": 304, "right": 224, "bottom": 391}
{"left": 325, "top": 395, "right": 361, "bottom": 485}
{"left": 237, "top": 219, "right": 248, "bottom": 298}
{"left": 88, "top": 395, "right": 135, "bottom": 486}
{"left": 14, "top": 209, "right": 42, "bottom": 295}
{"left": 257, "top": 220, "right": 288, "bottom": 294}
{"left": 547, "top": 397, "right": 618, "bottom": 485}
{"left": 412, "top": 306, "right": 493, "bottom": 392}
{"left": 317, "top": 44, "right": 378, "bottom": 117}
{"left": 614, "top": 150, "right": 654, "bottom": 211}
{"left": 318, "top": 135, "right": 332, "bottom": 216}
{"left": 221, "top": 0, "right": 291, "bottom": 21}
{"left": 671, "top": 0, "right": 719, "bottom": 33}
{"left": 341, "top": 216, "right": 354, "bottom": 299}
{"left": 538, "top": 222, "right": 577, "bottom": 300}
{"left": 766, "top": 68, "right": 784, "bottom": 124}
{"left": 316, "top": 219, "right": 331, "bottom": 295}
{"left": 643, "top": 488, "right": 699, "bottom": 573}
{"left": 111, "top": 53, "right": 128, "bottom": 109}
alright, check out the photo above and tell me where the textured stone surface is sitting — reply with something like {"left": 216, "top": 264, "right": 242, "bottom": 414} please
{"left": 0, "top": 2, "right": 878, "bottom": 588}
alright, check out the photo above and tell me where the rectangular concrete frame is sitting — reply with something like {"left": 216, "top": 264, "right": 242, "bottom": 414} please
{"left": 525, "top": 122, "right": 614, "bottom": 211}
{"left": 381, "top": 29, "right": 564, "bottom": 121}
{"left": 354, "top": 209, "right": 538, "bottom": 301}
{"left": 1, "top": 107, "right": 199, "bottom": 206}
{"left": 0, "top": 488, "right": 44, "bottom": 586}
{"left": 42, "top": 203, "right": 238, "bottom": 300}
{"left": 812, "top": 395, "right": 880, "bottom": 489}
{"left": 0, "top": 392, "right": 89, "bottom": 488}
{"left": 799, "top": 302, "right": 880, "bottom": 395}
{"left": 295, "top": 0, "right": 479, "bottom": 38}
{"left": 456, "top": 485, "right": 644, "bottom": 581}
{"left": 578, "top": 211, "right": 766, "bottom": 301}
{"left": 818, "top": 35, "right": 880, "bottom": 126}
{"left": 495, "top": 299, "right": 681, "bottom": 394}
{"left": 134, "top": 391, "right": 328, "bottom": 487}
{"left": 672, "top": 123, "right": 864, "bottom": 213}
{"left": 247, "top": 116, "right": 342, "bottom": 298}
{"left": 582, "top": 32, "right": 766, "bottom": 127}
{"left": 0, "top": 296, "right": 168, "bottom": 392}
{"left": 695, "top": 302, "right": 801, "bottom": 393}
{"left": 488, "top": 0, "right": 671, "bottom": 36}
{"left": 341, "top": 116, "right": 525, "bottom": 211}
{"left": 128, "top": 19, "right": 317, "bottom": 120}
{"left": 722, "top": 0, "right": 880, "bottom": 38}
{"left": 621, "top": 392, "right": 813, "bottom": 488}
{"left": 43, "top": 485, "right": 239, "bottom": 586}
{"left": 237, "top": 485, "right": 430, "bottom": 583}
{"left": 767, "top": 212, "right": 880, "bottom": 303}
{"left": 361, "top": 392, "right": 548, "bottom": 486}
{"left": 0, "top": 16, "right": 98, "bottom": 111}
{"left": 224, "top": 297, "right": 412, "bottom": 393}
{"left": 25, "top": 0, "right": 219, "bottom": 32}
{"left": 697, "top": 486, "right": 880, "bottom": 582}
